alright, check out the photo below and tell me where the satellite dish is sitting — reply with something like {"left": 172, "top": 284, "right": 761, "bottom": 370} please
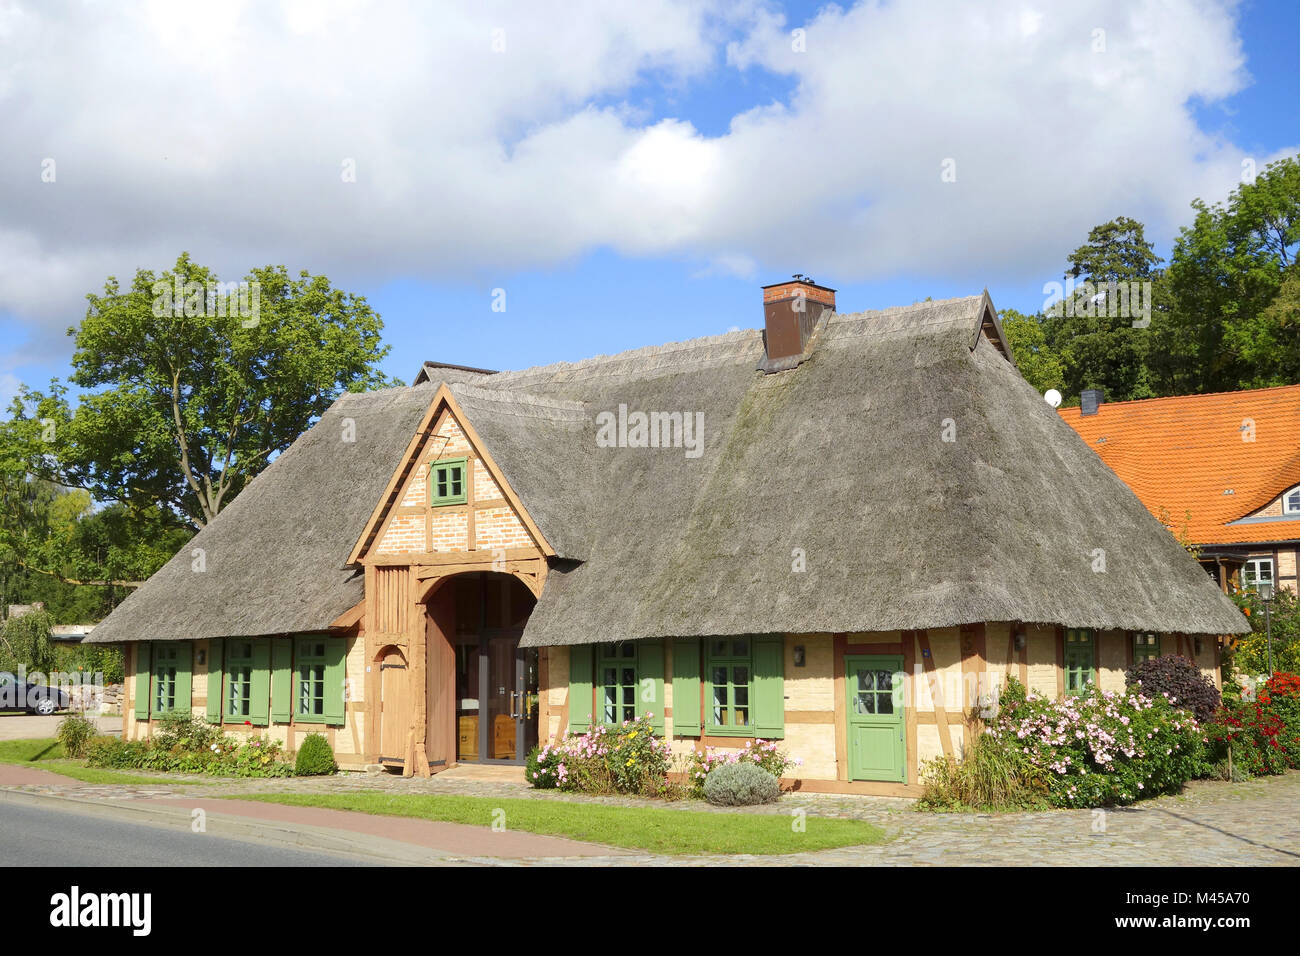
{"left": 1044, "top": 389, "right": 1063, "bottom": 408}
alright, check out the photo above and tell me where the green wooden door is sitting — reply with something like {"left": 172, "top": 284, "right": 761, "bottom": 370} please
{"left": 846, "top": 655, "right": 905, "bottom": 783}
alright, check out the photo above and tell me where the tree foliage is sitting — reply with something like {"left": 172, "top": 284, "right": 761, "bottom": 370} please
{"left": 1005, "top": 153, "right": 1300, "bottom": 405}
{"left": 25, "top": 253, "right": 397, "bottom": 529}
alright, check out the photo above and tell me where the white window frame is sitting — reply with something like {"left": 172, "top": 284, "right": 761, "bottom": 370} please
{"left": 1243, "top": 557, "right": 1274, "bottom": 591}
{"left": 1284, "top": 485, "right": 1300, "bottom": 515}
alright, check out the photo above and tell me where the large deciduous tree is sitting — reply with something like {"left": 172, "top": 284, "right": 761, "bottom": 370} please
{"left": 30, "top": 253, "right": 397, "bottom": 529}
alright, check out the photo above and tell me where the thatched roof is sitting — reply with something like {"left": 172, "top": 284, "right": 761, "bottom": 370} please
{"left": 89, "top": 293, "right": 1248, "bottom": 645}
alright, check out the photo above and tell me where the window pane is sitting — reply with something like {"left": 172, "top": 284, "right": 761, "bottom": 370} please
{"left": 733, "top": 666, "right": 749, "bottom": 686}
{"left": 732, "top": 638, "right": 749, "bottom": 656}
{"left": 855, "top": 691, "right": 873, "bottom": 715}
{"left": 876, "top": 669, "right": 892, "bottom": 692}
{"left": 710, "top": 639, "right": 728, "bottom": 657}
{"left": 876, "top": 691, "right": 893, "bottom": 714}
{"left": 857, "top": 670, "right": 874, "bottom": 692}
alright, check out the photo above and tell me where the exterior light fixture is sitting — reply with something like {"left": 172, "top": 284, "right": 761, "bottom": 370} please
{"left": 1259, "top": 581, "right": 1275, "bottom": 677}
{"left": 793, "top": 645, "right": 806, "bottom": 667}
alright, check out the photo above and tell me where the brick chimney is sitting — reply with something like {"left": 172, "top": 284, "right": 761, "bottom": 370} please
{"left": 760, "top": 275, "right": 835, "bottom": 372}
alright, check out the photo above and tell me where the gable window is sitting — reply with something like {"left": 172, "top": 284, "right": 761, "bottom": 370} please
{"left": 1063, "top": 629, "right": 1095, "bottom": 695}
{"left": 598, "top": 643, "right": 637, "bottom": 726}
{"left": 296, "top": 638, "right": 328, "bottom": 720}
{"left": 430, "top": 458, "right": 467, "bottom": 506}
{"left": 706, "top": 637, "right": 752, "bottom": 733}
{"left": 1285, "top": 486, "right": 1300, "bottom": 515}
{"left": 1133, "top": 632, "right": 1160, "bottom": 664}
{"left": 226, "top": 641, "right": 254, "bottom": 719}
{"left": 1243, "top": 558, "right": 1274, "bottom": 592}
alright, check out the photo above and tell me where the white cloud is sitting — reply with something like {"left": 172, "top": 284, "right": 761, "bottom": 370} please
{"left": 0, "top": 0, "right": 1293, "bottom": 360}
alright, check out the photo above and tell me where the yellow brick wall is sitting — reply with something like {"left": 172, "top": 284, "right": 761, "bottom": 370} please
{"left": 124, "top": 634, "right": 365, "bottom": 764}
{"left": 1097, "top": 629, "right": 1127, "bottom": 692}
{"left": 1025, "top": 624, "right": 1058, "bottom": 696}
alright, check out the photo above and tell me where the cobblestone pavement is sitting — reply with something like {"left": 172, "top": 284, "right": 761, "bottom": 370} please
{"left": 4, "top": 765, "right": 1297, "bottom": 865}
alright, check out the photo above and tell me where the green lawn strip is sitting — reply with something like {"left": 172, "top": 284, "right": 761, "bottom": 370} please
{"left": 0, "top": 738, "right": 200, "bottom": 786}
{"left": 227, "top": 791, "right": 888, "bottom": 856}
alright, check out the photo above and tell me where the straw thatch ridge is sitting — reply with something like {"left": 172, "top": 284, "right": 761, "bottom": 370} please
{"left": 88, "top": 293, "right": 1248, "bottom": 645}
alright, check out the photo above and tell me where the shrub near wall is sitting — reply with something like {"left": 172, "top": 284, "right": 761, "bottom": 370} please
{"left": 1206, "top": 672, "right": 1300, "bottom": 777}
{"left": 1125, "top": 655, "right": 1220, "bottom": 721}
{"left": 528, "top": 714, "right": 673, "bottom": 796}
{"left": 87, "top": 714, "right": 294, "bottom": 777}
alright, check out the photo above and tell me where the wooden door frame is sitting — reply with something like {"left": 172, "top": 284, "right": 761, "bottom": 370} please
{"left": 844, "top": 653, "right": 906, "bottom": 784}
{"left": 376, "top": 644, "right": 410, "bottom": 767}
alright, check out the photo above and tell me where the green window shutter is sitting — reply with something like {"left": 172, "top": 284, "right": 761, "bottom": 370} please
{"left": 270, "top": 637, "right": 292, "bottom": 723}
{"left": 174, "top": 643, "right": 193, "bottom": 714}
{"left": 568, "top": 645, "right": 593, "bottom": 734}
{"left": 248, "top": 641, "right": 271, "bottom": 726}
{"left": 133, "top": 642, "right": 152, "bottom": 721}
{"left": 323, "top": 636, "right": 347, "bottom": 726}
{"left": 206, "top": 639, "right": 223, "bottom": 724}
{"left": 752, "top": 635, "right": 785, "bottom": 739}
{"left": 671, "top": 638, "right": 701, "bottom": 737}
{"left": 636, "top": 641, "right": 665, "bottom": 734}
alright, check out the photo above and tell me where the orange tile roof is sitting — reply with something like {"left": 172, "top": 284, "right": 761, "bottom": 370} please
{"left": 1059, "top": 385, "right": 1300, "bottom": 547}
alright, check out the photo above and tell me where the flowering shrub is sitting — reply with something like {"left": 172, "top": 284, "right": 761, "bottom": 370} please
{"left": 528, "top": 714, "right": 673, "bottom": 796}
{"left": 86, "top": 728, "right": 295, "bottom": 777}
{"left": 991, "top": 684, "right": 1205, "bottom": 807}
{"left": 1206, "top": 671, "right": 1300, "bottom": 777}
{"left": 686, "top": 739, "right": 800, "bottom": 798}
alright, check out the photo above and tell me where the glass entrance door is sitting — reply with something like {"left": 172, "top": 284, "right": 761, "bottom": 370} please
{"left": 449, "top": 574, "right": 539, "bottom": 765}
{"left": 454, "top": 630, "right": 538, "bottom": 764}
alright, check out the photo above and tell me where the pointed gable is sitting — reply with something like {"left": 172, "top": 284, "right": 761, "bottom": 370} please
{"left": 351, "top": 386, "right": 551, "bottom": 563}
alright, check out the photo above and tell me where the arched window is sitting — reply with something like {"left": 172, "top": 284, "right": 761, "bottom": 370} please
{"left": 1284, "top": 485, "right": 1300, "bottom": 515}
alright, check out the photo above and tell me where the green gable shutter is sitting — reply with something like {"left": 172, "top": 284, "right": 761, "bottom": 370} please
{"left": 133, "top": 642, "right": 151, "bottom": 721}
{"left": 323, "top": 636, "right": 346, "bottom": 726}
{"left": 671, "top": 638, "right": 701, "bottom": 737}
{"left": 270, "top": 637, "right": 293, "bottom": 723}
{"left": 568, "top": 645, "right": 593, "bottom": 734}
{"left": 174, "top": 643, "right": 193, "bottom": 714}
{"left": 206, "top": 639, "right": 223, "bottom": 724}
{"left": 752, "top": 635, "right": 785, "bottom": 739}
{"left": 248, "top": 641, "right": 271, "bottom": 726}
{"left": 636, "top": 640, "right": 665, "bottom": 734}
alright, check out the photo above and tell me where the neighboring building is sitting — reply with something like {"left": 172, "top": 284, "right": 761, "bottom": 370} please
{"left": 86, "top": 283, "right": 1247, "bottom": 796}
{"left": 1060, "top": 385, "right": 1300, "bottom": 596}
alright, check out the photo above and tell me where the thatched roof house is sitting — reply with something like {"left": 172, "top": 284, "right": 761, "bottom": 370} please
{"left": 92, "top": 280, "right": 1246, "bottom": 795}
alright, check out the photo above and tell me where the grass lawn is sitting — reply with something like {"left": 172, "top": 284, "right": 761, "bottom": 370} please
{"left": 230, "top": 791, "right": 889, "bottom": 856}
{"left": 0, "top": 738, "right": 200, "bottom": 786}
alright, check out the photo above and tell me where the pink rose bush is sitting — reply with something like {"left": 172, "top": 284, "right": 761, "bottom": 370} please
{"left": 527, "top": 713, "right": 673, "bottom": 796}
{"left": 990, "top": 683, "right": 1205, "bottom": 807}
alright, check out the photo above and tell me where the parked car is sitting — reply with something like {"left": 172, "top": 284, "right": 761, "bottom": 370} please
{"left": 0, "top": 671, "right": 70, "bottom": 715}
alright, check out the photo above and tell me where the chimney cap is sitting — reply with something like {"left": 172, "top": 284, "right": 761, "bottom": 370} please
{"left": 761, "top": 276, "right": 837, "bottom": 294}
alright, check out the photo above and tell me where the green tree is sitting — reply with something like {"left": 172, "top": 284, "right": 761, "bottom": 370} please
{"left": 999, "top": 307, "right": 1064, "bottom": 395}
{"left": 26, "top": 253, "right": 398, "bottom": 529}
{"left": 1158, "top": 156, "right": 1300, "bottom": 393}
{"left": 1043, "top": 217, "right": 1162, "bottom": 402}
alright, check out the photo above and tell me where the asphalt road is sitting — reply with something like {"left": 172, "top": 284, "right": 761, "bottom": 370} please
{"left": 1, "top": 800, "right": 371, "bottom": 867}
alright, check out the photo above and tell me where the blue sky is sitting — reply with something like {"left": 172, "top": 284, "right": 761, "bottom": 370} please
{"left": 1, "top": 0, "right": 1298, "bottom": 398}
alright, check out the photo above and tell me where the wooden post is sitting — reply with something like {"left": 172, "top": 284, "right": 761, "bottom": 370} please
{"left": 409, "top": 568, "right": 431, "bottom": 777}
